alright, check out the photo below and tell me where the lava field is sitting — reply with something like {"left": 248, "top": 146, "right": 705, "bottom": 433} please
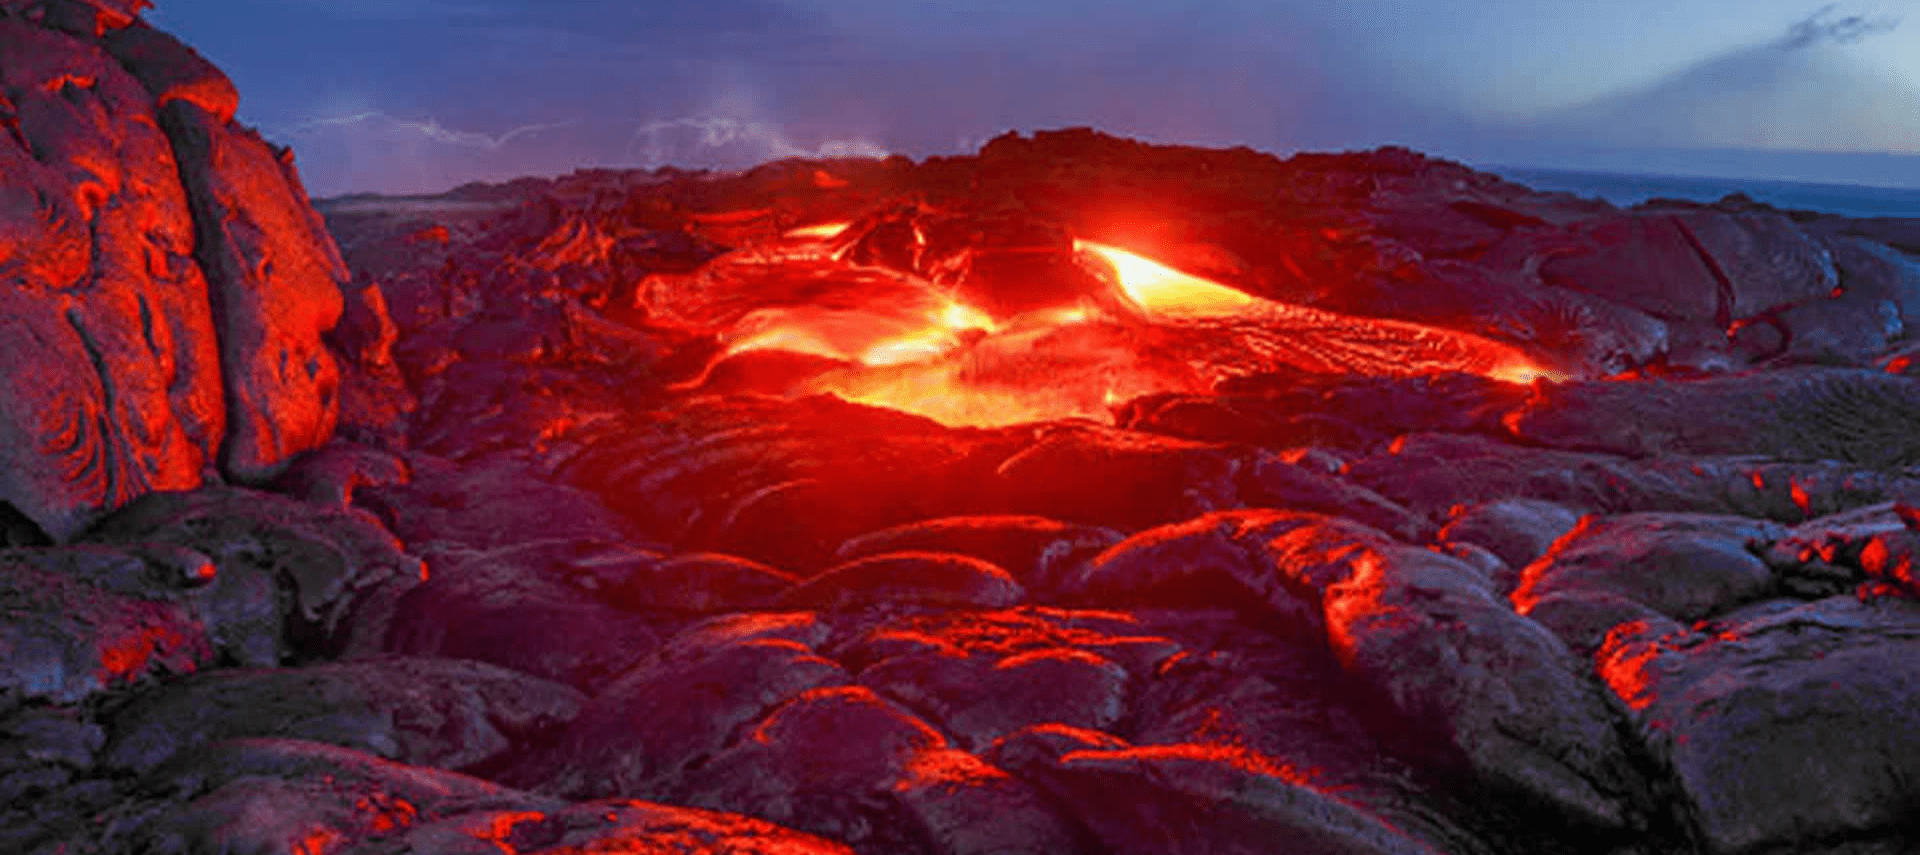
{"left": 4, "top": 4, "right": 1920, "bottom": 854}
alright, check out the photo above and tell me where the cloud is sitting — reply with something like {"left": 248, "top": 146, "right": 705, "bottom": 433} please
{"left": 624, "top": 116, "right": 890, "bottom": 169}
{"left": 1778, "top": 3, "right": 1901, "bottom": 49}
{"left": 1471, "top": 3, "right": 1920, "bottom": 159}
{"left": 274, "top": 112, "right": 575, "bottom": 151}
{"left": 261, "top": 112, "right": 598, "bottom": 196}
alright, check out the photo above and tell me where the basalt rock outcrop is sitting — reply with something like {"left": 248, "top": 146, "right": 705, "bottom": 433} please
{"left": 0, "top": 3, "right": 342, "bottom": 542}
{"left": 7, "top": 13, "right": 1920, "bottom": 854}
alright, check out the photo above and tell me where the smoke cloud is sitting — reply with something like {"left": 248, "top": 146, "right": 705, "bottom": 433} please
{"left": 1779, "top": 3, "right": 1900, "bottom": 49}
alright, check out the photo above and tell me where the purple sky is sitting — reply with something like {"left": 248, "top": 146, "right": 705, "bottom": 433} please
{"left": 146, "top": 1, "right": 1920, "bottom": 196}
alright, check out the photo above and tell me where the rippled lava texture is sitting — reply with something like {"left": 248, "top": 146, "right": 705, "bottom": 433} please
{"left": 6, "top": 4, "right": 1920, "bottom": 855}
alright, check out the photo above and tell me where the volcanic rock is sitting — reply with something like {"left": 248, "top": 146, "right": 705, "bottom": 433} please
{"left": 1118, "top": 370, "right": 1527, "bottom": 453}
{"left": 84, "top": 486, "right": 425, "bottom": 662}
{"left": 383, "top": 539, "right": 663, "bottom": 688}
{"left": 361, "top": 453, "right": 644, "bottom": 552}
{"left": 357, "top": 798, "right": 861, "bottom": 855}
{"left": 559, "top": 394, "right": 1016, "bottom": 569}
{"left": 678, "top": 684, "right": 1062, "bottom": 855}
{"left": 101, "top": 20, "right": 235, "bottom": 122}
{"left": 327, "top": 278, "right": 416, "bottom": 446}
{"left": 1005, "top": 740, "right": 1443, "bottom": 855}
{"left": 120, "top": 738, "right": 555, "bottom": 855}
{"left": 269, "top": 440, "right": 411, "bottom": 508}
{"left": 1438, "top": 499, "right": 1584, "bottom": 586}
{"left": 255, "top": 128, "right": 1920, "bottom": 855}
{"left": 512, "top": 633, "right": 849, "bottom": 801}
{"left": 0, "top": 9, "right": 347, "bottom": 539}
{"left": 1069, "top": 510, "right": 1641, "bottom": 827}
{"left": 1506, "top": 367, "right": 1920, "bottom": 466}
{"left": 600, "top": 550, "right": 798, "bottom": 612}
{"left": 832, "top": 515, "right": 1124, "bottom": 593}
{"left": 1763, "top": 285, "right": 1902, "bottom": 365}
{"left": 1536, "top": 209, "right": 1836, "bottom": 328}
{"left": 1679, "top": 209, "right": 1839, "bottom": 319}
{"left": 161, "top": 100, "right": 346, "bottom": 481}
{"left": 1597, "top": 596, "right": 1920, "bottom": 854}
{"left": 19, "top": 17, "right": 1920, "bottom": 850}
{"left": 1243, "top": 453, "right": 1430, "bottom": 541}
{"left": 1514, "top": 513, "right": 1786, "bottom": 622}
{"left": 1347, "top": 432, "right": 1920, "bottom": 525}
{"left": 860, "top": 646, "right": 1130, "bottom": 753}
{"left": 780, "top": 551, "right": 1026, "bottom": 611}
{"left": 832, "top": 605, "right": 1182, "bottom": 687}
{"left": 989, "top": 424, "right": 1246, "bottom": 532}
{"left": 0, "top": 708, "right": 102, "bottom": 801}
{"left": 0, "top": 546, "right": 213, "bottom": 713}
{"left": 100, "top": 657, "right": 584, "bottom": 775}
{"left": 1822, "top": 234, "right": 1920, "bottom": 329}
{"left": 0, "top": 19, "right": 222, "bottom": 541}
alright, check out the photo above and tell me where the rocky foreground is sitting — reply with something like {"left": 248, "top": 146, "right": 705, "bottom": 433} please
{"left": 6, "top": 4, "right": 1920, "bottom": 854}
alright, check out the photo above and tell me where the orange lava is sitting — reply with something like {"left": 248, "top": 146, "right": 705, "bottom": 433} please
{"left": 783, "top": 221, "right": 853, "bottom": 240}
{"left": 721, "top": 297, "right": 996, "bottom": 367}
{"left": 695, "top": 235, "right": 1558, "bottom": 428}
{"left": 1078, "top": 241, "right": 1256, "bottom": 317}
{"left": 96, "top": 620, "right": 196, "bottom": 684}
{"left": 472, "top": 810, "right": 550, "bottom": 851}
{"left": 292, "top": 827, "right": 346, "bottom": 855}
{"left": 1078, "top": 240, "right": 1557, "bottom": 386}
{"left": 1595, "top": 620, "right": 1678, "bottom": 712}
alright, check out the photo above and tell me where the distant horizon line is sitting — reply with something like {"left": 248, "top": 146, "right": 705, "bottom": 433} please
{"left": 1481, "top": 162, "right": 1920, "bottom": 194}
{"left": 305, "top": 133, "right": 1920, "bottom": 200}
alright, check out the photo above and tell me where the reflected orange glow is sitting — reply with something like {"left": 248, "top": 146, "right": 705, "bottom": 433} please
{"left": 895, "top": 748, "right": 1015, "bottom": 791}
{"left": 1061, "top": 741, "right": 1320, "bottom": 786}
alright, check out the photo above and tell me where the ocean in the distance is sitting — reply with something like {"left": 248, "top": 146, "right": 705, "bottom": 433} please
{"left": 1487, "top": 166, "right": 1920, "bottom": 220}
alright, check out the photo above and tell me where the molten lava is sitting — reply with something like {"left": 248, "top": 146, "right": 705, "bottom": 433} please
{"left": 722, "top": 298, "right": 997, "bottom": 367}
{"left": 1078, "top": 241, "right": 1256, "bottom": 317}
{"left": 783, "top": 222, "right": 853, "bottom": 240}
{"left": 1078, "top": 239, "right": 1554, "bottom": 386}
{"left": 684, "top": 232, "right": 1557, "bottom": 428}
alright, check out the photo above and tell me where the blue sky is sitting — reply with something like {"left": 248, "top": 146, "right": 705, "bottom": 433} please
{"left": 147, "top": 1, "right": 1920, "bottom": 195}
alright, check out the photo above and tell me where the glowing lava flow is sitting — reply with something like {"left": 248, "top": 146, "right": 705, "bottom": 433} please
{"left": 689, "top": 234, "right": 1558, "bottom": 428}
{"left": 722, "top": 298, "right": 998, "bottom": 367}
{"left": 1078, "top": 242, "right": 1255, "bottom": 317}
{"left": 1078, "top": 240, "right": 1557, "bottom": 386}
{"left": 783, "top": 222, "right": 852, "bottom": 240}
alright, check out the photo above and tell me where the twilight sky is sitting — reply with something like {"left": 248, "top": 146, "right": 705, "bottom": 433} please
{"left": 146, "top": 1, "right": 1920, "bottom": 196}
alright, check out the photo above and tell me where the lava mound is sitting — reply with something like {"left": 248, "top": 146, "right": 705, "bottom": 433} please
{"left": 7, "top": 7, "right": 1920, "bottom": 855}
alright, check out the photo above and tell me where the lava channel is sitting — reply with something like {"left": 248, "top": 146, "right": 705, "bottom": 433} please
{"left": 681, "top": 232, "right": 1557, "bottom": 428}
